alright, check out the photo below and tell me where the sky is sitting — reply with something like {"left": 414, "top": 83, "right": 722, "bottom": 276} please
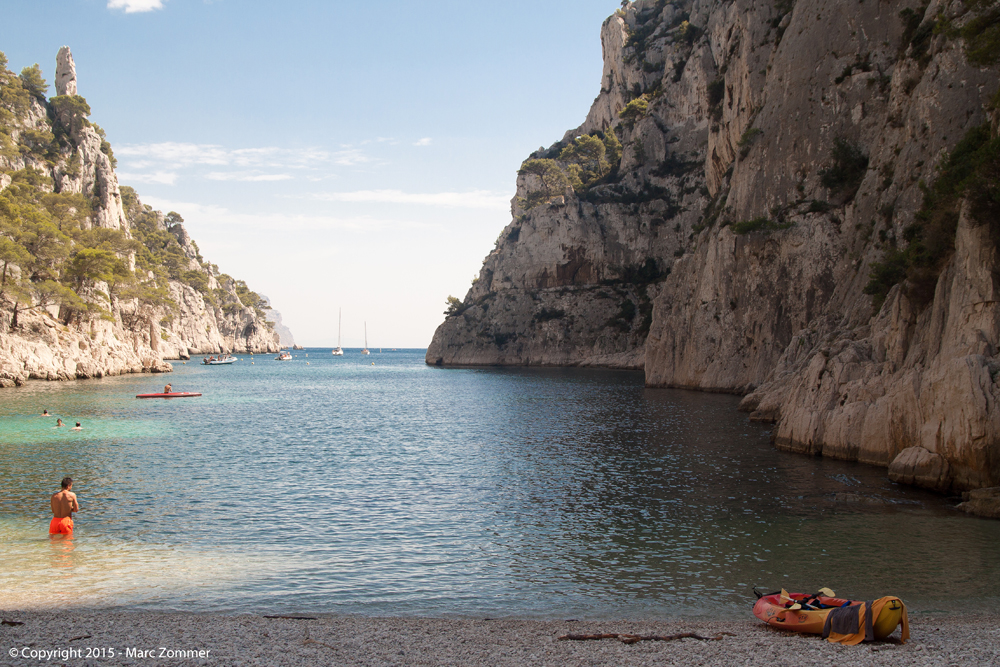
{"left": 1, "top": 0, "right": 619, "bottom": 348}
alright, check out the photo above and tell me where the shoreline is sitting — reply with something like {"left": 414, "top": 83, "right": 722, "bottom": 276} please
{"left": 1, "top": 610, "right": 996, "bottom": 666}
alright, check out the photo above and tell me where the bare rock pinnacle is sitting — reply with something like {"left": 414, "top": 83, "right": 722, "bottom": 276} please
{"left": 55, "top": 46, "right": 77, "bottom": 96}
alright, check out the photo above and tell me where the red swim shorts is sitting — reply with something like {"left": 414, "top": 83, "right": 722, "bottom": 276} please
{"left": 49, "top": 516, "right": 74, "bottom": 534}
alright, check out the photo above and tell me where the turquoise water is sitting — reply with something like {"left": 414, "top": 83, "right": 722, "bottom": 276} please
{"left": 1, "top": 349, "right": 998, "bottom": 618}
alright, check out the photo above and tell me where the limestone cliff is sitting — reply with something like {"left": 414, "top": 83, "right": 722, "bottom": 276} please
{"left": 0, "top": 48, "right": 281, "bottom": 387}
{"left": 427, "top": 0, "right": 1000, "bottom": 501}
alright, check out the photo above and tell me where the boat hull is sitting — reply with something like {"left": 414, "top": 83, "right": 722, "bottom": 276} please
{"left": 136, "top": 392, "right": 202, "bottom": 399}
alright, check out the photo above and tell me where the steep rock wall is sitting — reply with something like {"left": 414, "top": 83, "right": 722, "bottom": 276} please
{"left": 0, "top": 50, "right": 281, "bottom": 387}
{"left": 426, "top": 0, "right": 1000, "bottom": 500}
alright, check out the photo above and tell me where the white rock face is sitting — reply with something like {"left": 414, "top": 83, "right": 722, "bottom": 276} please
{"left": 0, "top": 48, "right": 282, "bottom": 387}
{"left": 425, "top": 0, "right": 1000, "bottom": 509}
{"left": 55, "top": 46, "right": 77, "bottom": 96}
{"left": 0, "top": 309, "right": 171, "bottom": 388}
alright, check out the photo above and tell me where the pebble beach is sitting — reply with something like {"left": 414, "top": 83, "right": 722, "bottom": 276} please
{"left": 2, "top": 611, "right": 998, "bottom": 666}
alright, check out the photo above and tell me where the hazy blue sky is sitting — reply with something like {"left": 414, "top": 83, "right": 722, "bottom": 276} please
{"left": 3, "top": 0, "right": 619, "bottom": 347}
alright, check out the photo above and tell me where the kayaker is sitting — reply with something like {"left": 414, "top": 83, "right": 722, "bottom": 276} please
{"left": 50, "top": 477, "right": 78, "bottom": 536}
{"left": 164, "top": 383, "right": 172, "bottom": 394}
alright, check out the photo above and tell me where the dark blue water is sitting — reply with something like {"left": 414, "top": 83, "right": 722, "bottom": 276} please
{"left": 1, "top": 349, "right": 998, "bottom": 618}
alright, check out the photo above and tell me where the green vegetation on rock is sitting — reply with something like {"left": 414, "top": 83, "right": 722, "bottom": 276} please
{"left": 730, "top": 216, "right": 793, "bottom": 235}
{"left": 962, "top": 0, "right": 1000, "bottom": 66}
{"left": 819, "top": 138, "right": 869, "bottom": 202}
{"left": 864, "top": 124, "right": 1000, "bottom": 310}
{"left": 0, "top": 54, "right": 270, "bottom": 333}
{"left": 518, "top": 129, "right": 623, "bottom": 209}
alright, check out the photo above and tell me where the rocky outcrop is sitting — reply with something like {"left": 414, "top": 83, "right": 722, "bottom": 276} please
{"left": 957, "top": 487, "right": 1000, "bottom": 519}
{"left": 0, "top": 309, "right": 171, "bottom": 388}
{"left": 743, "top": 209, "right": 1000, "bottom": 491}
{"left": 55, "top": 46, "right": 76, "bottom": 97}
{"left": 888, "top": 447, "right": 952, "bottom": 493}
{"left": 0, "top": 48, "right": 282, "bottom": 387}
{"left": 426, "top": 0, "right": 1000, "bottom": 511}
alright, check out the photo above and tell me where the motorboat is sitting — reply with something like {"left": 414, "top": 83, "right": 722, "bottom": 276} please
{"left": 203, "top": 353, "right": 237, "bottom": 365}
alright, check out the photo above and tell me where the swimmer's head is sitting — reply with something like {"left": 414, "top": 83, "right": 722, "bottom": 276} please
{"left": 75, "top": 422, "right": 81, "bottom": 427}
{"left": 61, "top": 477, "right": 73, "bottom": 489}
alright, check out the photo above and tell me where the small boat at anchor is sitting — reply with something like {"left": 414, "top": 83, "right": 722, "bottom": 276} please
{"left": 332, "top": 308, "right": 344, "bottom": 356}
{"left": 202, "top": 353, "right": 237, "bottom": 365}
{"left": 275, "top": 351, "right": 292, "bottom": 361}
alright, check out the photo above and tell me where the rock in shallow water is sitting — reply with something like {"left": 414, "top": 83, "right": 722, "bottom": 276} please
{"left": 957, "top": 487, "right": 1000, "bottom": 519}
{"left": 888, "top": 447, "right": 951, "bottom": 493}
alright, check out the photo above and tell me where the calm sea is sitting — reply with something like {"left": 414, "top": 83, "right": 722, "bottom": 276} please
{"left": 1, "top": 349, "right": 997, "bottom": 619}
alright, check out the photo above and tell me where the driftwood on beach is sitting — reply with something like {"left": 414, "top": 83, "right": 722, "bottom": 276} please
{"left": 558, "top": 631, "right": 735, "bottom": 644}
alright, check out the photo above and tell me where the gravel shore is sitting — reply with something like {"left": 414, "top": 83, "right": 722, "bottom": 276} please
{"left": 1, "top": 610, "right": 998, "bottom": 666}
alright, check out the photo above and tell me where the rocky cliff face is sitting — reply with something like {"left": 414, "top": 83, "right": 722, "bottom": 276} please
{"left": 427, "top": 0, "right": 1000, "bottom": 500}
{"left": 0, "top": 48, "right": 281, "bottom": 387}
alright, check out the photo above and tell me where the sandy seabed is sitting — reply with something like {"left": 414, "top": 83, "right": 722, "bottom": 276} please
{"left": 1, "top": 611, "right": 998, "bottom": 667}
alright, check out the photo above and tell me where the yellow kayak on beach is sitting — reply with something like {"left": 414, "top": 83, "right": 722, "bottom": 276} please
{"left": 753, "top": 589, "right": 908, "bottom": 644}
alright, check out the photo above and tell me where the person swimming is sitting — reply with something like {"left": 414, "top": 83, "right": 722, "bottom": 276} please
{"left": 50, "top": 477, "right": 78, "bottom": 536}
{"left": 71, "top": 422, "right": 82, "bottom": 431}
{"left": 41, "top": 409, "right": 50, "bottom": 417}
{"left": 55, "top": 418, "right": 64, "bottom": 427}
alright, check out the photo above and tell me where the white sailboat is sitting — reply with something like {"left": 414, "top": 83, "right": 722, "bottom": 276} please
{"left": 332, "top": 308, "right": 344, "bottom": 356}
{"left": 361, "top": 321, "right": 370, "bottom": 355}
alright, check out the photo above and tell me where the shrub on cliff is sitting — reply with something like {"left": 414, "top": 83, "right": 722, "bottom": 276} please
{"left": 962, "top": 1, "right": 1000, "bottom": 66}
{"left": 234, "top": 279, "right": 267, "bottom": 319}
{"left": 619, "top": 96, "right": 649, "bottom": 126}
{"left": 444, "top": 295, "right": 469, "bottom": 317}
{"left": 517, "top": 158, "right": 569, "bottom": 209}
{"left": 819, "top": 138, "right": 869, "bottom": 202}
{"left": 49, "top": 95, "right": 92, "bottom": 140}
{"left": 561, "top": 134, "right": 616, "bottom": 191}
{"left": 18, "top": 64, "right": 47, "bottom": 100}
{"left": 731, "top": 217, "right": 793, "bottom": 235}
{"left": 864, "top": 124, "right": 1000, "bottom": 310}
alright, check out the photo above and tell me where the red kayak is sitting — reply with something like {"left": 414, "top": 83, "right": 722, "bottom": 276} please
{"left": 136, "top": 392, "right": 202, "bottom": 399}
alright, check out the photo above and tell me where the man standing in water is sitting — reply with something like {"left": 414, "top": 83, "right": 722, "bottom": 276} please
{"left": 50, "top": 477, "right": 78, "bottom": 536}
